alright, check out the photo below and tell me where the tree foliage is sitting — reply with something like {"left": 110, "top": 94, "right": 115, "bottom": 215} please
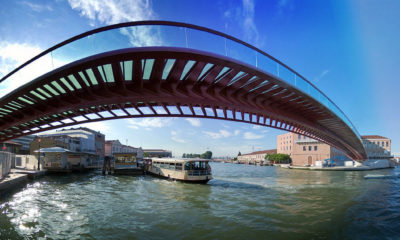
{"left": 182, "top": 151, "right": 213, "bottom": 159}
{"left": 265, "top": 153, "right": 291, "bottom": 164}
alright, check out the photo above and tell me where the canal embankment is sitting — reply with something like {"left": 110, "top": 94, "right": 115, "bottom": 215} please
{"left": 280, "top": 159, "right": 395, "bottom": 171}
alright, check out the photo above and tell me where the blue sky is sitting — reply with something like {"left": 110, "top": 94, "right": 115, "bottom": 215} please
{"left": 0, "top": 0, "right": 399, "bottom": 157}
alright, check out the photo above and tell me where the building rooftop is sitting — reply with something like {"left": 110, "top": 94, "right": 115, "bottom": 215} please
{"left": 2, "top": 140, "right": 22, "bottom": 146}
{"left": 361, "top": 135, "right": 389, "bottom": 139}
{"left": 241, "top": 149, "right": 277, "bottom": 156}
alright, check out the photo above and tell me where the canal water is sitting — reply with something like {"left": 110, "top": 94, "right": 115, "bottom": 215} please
{"left": 1, "top": 163, "right": 400, "bottom": 239}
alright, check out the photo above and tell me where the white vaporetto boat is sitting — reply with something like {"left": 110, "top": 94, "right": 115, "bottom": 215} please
{"left": 147, "top": 158, "right": 212, "bottom": 183}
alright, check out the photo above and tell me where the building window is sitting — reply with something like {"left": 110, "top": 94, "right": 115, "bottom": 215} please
{"left": 298, "top": 135, "right": 301, "bottom": 140}
{"left": 386, "top": 141, "right": 389, "bottom": 147}
{"left": 314, "top": 146, "right": 318, "bottom": 151}
{"left": 308, "top": 146, "right": 311, "bottom": 151}
{"left": 303, "top": 146, "right": 306, "bottom": 151}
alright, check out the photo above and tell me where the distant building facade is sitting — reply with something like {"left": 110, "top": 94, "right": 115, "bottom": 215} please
{"left": 277, "top": 132, "right": 392, "bottom": 166}
{"left": 105, "top": 140, "right": 143, "bottom": 160}
{"left": 12, "top": 135, "right": 36, "bottom": 154}
{"left": 30, "top": 137, "right": 70, "bottom": 154}
{"left": 143, "top": 149, "right": 172, "bottom": 158}
{"left": 36, "top": 127, "right": 105, "bottom": 159}
{"left": 361, "top": 135, "right": 391, "bottom": 159}
{"left": 1, "top": 140, "right": 22, "bottom": 154}
{"left": 237, "top": 149, "right": 277, "bottom": 165}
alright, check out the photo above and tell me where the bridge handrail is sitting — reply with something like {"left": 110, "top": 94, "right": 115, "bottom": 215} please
{"left": 0, "top": 21, "right": 361, "bottom": 140}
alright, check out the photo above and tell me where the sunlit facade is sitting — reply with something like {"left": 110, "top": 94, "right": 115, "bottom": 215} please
{"left": 278, "top": 133, "right": 392, "bottom": 166}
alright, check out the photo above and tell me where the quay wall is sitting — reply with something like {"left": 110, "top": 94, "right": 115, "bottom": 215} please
{"left": 0, "top": 152, "right": 15, "bottom": 179}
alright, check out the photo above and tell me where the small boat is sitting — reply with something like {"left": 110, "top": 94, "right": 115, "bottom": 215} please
{"left": 146, "top": 158, "right": 212, "bottom": 183}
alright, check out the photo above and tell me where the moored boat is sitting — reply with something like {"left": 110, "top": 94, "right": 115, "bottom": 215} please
{"left": 147, "top": 158, "right": 212, "bottom": 183}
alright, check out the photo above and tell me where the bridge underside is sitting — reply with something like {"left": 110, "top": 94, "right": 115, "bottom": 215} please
{"left": 0, "top": 47, "right": 366, "bottom": 160}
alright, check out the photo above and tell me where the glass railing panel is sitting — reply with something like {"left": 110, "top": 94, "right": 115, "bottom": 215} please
{"left": 51, "top": 36, "right": 95, "bottom": 70}
{"left": 257, "top": 54, "right": 278, "bottom": 77}
{"left": 309, "top": 86, "right": 321, "bottom": 103}
{"left": 147, "top": 25, "right": 186, "bottom": 48}
{"left": 295, "top": 76, "right": 310, "bottom": 96}
{"left": 185, "top": 28, "right": 226, "bottom": 57}
{"left": 226, "top": 39, "right": 257, "bottom": 67}
{"left": 279, "top": 65, "right": 296, "bottom": 86}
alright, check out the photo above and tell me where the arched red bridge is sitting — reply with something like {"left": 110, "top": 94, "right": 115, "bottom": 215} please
{"left": 0, "top": 21, "right": 366, "bottom": 160}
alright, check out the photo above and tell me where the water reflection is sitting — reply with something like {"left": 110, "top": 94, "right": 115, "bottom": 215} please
{"left": 0, "top": 163, "right": 399, "bottom": 239}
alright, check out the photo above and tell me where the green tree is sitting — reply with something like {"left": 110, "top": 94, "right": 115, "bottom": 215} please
{"left": 202, "top": 151, "right": 212, "bottom": 159}
{"left": 238, "top": 151, "right": 242, "bottom": 156}
{"left": 265, "top": 153, "right": 291, "bottom": 164}
{"left": 182, "top": 153, "right": 186, "bottom": 158}
{"left": 143, "top": 152, "right": 150, "bottom": 157}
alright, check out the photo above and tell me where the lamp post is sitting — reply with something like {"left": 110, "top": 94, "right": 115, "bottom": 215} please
{"left": 37, "top": 138, "right": 41, "bottom": 170}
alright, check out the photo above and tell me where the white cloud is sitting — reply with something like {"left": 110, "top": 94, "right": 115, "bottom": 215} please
{"left": 127, "top": 118, "right": 172, "bottom": 129}
{"left": 68, "top": 0, "right": 154, "bottom": 24}
{"left": 68, "top": 0, "right": 161, "bottom": 46}
{"left": 76, "top": 121, "right": 111, "bottom": 135}
{"left": 185, "top": 118, "right": 202, "bottom": 127}
{"left": 0, "top": 41, "right": 62, "bottom": 97}
{"left": 223, "top": 0, "right": 259, "bottom": 44}
{"left": 276, "top": 0, "right": 295, "bottom": 15}
{"left": 252, "top": 125, "right": 261, "bottom": 130}
{"left": 234, "top": 130, "right": 241, "bottom": 136}
{"left": 314, "top": 69, "right": 330, "bottom": 83}
{"left": 243, "top": 131, "right": 264, "bottom": 140}
{"left": 242, "top": 0, "right": 259, "bottom": 43}
{"left": 171, "top": 130, "right": 186, "bottom": 143}
{"left": 0, "top": 42, "right": 42, "bottom": 77}
{"left": 20, "top": 1, "right": 53, "bottom": 12}
{"left": 203, "top": 129, "right": 232, "bottom": 139}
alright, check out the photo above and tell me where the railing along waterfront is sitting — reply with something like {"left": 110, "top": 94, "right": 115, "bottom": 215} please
{"left": 0, "top": 152, "right": 14, "bottom": 179}
{"left": 0, "top": 21, "right": 361, "bottom": 141}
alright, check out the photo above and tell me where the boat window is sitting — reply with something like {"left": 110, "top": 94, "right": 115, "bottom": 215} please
{"left": 175, "top": 163, "right": 182, "bottom": 171}
{"left": 185, "top": 162, "right": 191, "bottom": 170}
{"left": 169, "top": 163, "right": 175, "bottom": 169}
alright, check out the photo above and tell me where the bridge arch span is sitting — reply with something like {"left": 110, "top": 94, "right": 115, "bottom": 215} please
{"left": 0, "top": 21, "right": 366, "bottom": 160}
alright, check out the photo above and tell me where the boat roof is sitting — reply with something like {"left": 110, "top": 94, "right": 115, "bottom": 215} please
{"left": 151, "top": 158, "right": 210, "bottom": 163}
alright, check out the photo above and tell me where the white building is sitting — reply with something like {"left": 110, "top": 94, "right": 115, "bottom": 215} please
{"left": 237, "top": 149, "right": 277, "bottom": 164}
{"left": 105, "top": 140, "right": 143, "bottom": 160}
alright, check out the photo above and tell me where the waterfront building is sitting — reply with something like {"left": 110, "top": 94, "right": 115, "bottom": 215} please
{"left": 37, "top": 127, "right": 105, "bottom": 159}
{"left": 30, "top": 136, "right": 74, "bottom": 154}
{"left": 1, "top": 140, "right": 22, "bottom": 154}
{"left": 237, "top": 149, "right": 277, "bottom": 165}
{"left": 36, "top": 147, "right": 96, "bottom": 172}
{"left": 105, "top": 140, "right": 143, "bottom": 160}
{"left": 12, "top": 135, "right": 36, "bottom": 154}
{"left": 143, "top": 149, "right": 172, "bottom": 158}
{"left": 361, "top": 135, "right": 391, "bottom": 159}
{"left": 277, "top": 132, "right": 392, "bottom": 166}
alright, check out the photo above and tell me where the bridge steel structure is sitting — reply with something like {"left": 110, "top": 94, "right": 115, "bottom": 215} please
{"left": 0, "top": 21, "right": 366, "bottom": 160}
